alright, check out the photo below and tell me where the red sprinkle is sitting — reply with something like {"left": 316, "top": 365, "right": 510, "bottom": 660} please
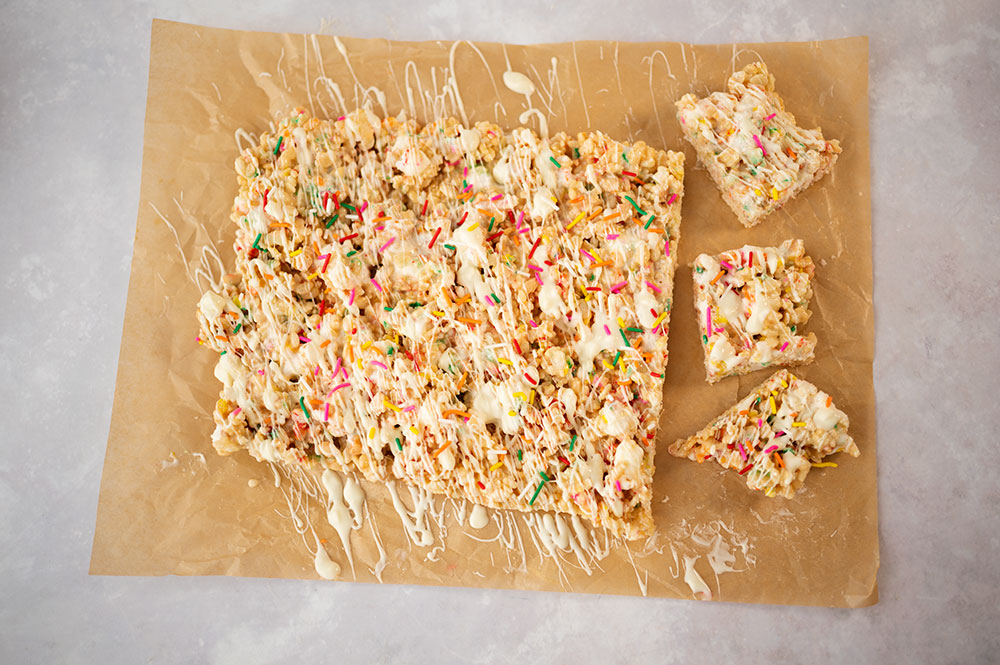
{"left": 622, "top": 170, "right": 637, "bottom": 177}
{"left": 318, "top": 300, "right": 326, "bottom": 316}
{"left": 262, "top": 188, "right": 269, "bottom": 209}
{"left": 559, "top": 456, "right": 571, "bottom": 466}
{"left": 523, "top": 372, "right": 537, "bottom": 385}
{"left": 512, "top": 339, "right": 522, "bottom": 355}
{"left": 507, "top": 210, "right": 516, "bottom": 225}
{"left": 421, "top": 199, "right": 429, "bottom": 216}
{"left": 528, "top": 237, "right": 542, "bottom": 259}
{"left": 321, "top": 254, "right": 331, "bottom": 273}
{"left": 477, "top": 481, "right": 486, "bottom": 490}
{"left": 486, "top": 230, "right": 503, "bottom": 243}
{"left": 429, "top": 227, "right": 442, "bottom": 249}
{"left": 339, "top": 233, "right": 358, "bottom": 243}
{"left": 738, "top": 463, "right": 754, "bottom": 475}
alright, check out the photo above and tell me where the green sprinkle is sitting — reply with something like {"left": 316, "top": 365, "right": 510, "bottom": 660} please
{"left": 395, "top": 437, "right": 403, "bottom": 451}
{"left": 219, "top": 350, "right": 227, "bottom": 356}
{"left": 488, "top": 217, "right": 495, "bottom": 232}
{"left": 325, "top": 213, "right": 339, "bottom": 228}
{"left": 529, "top": 481, "right": 545, "bottom": 506}
{"left": 408, "top": 302, "right": 424, "bottom": 308}
{"left": 273, "top": 136, "right": 283, "bottom": 155}
{"left": 621, "top": 152, "right": 629, "bottom": 162}
{"left": 346, "top": 250, "right": 357, "bottom": 257}
{"left": 384, "top": 306, "right": 393, "bottom": 312}
{"left": 569, "top": 435, "right": 577, "bottom": 451}
{"left": 790, "top": 325, "right": 797, "bottom": 333}
{"left": 251, "top": 233, "right": 262, "bottom": 249}
{"left": 573, "top": 147, "right": 580, "bottom": 159}
{"left": 644, "top": 214, "right": 655, "bottom": 230}
{"left": 232, "top": 322, "right": 242, "bottom": 334}
{"left": 695, "top": 266, "right": 704, "bottom": 273}
{"left": 517, "top": 450, "right": 523, "bottom": 461}
{"left": 702, "top": 334, "right": 708, "bottom": 344}
{"left": 613, "top": 350, "right": 622, "bottom": 367}
{"left": 443, "top": 244, "right": 456, "bottom": 251}
{"left": 539, "top": 470, "right": 551, "bottom": 482}
{"left": 620, "top": 329, "right": 631, "bottom": 347}
{"left": 342, "top": 203, "right": 356, "bottom": 211}
{"left": 299, "top": 396, "right": 311, "bottom": 420}
{"left": 626, "top": 327, "right": 643, "bottom": 333}
{"left": 549, "top": 156, "right": 561, "bottom": 168}
{"left": 623, "top": 195, "right": 646, "bottom": 215}
{"left": 490, "top": 293, "right": 500, "bottom": 304}
{"left": 387, "top": 347, "right": 394, "bottom": 355}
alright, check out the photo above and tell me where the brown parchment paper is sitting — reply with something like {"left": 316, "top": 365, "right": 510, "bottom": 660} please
{"left": 91, "top": 19, "right": 877, "bottom": 607}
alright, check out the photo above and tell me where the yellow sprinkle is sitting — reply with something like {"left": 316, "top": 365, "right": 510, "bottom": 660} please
{"left": 368, "top": 427, "right": 376, "bottom": 439}
{"left": 792, "top": 422, "right": 806, "bottom": 427}
{"left": 513, "top": 392, "right": 527, "bottom": 400}
{"left": 529, "top": 389, "right": 535, "bottom": 404}
{"left": 508, "top": 410, "right": 517, "bottom": 417}
{"left": 233, "top": 296, "right": 241, "bottom": 307}
{"left": 812, "top": 462, "right": 838, "bottom": 468}
{"left": 431, "top": 311, "right": 445, "bottom": 317}
{"left": 361, "top": 341, "right": 372, "bottom": 350}
{"left": 409, "top": 426, "right": 420, "bottom": 435}
{"left": 498, "top": 358, "right": 513, "bottom": 366}
{"left": 602, "top": 413, "right": 608, "bottom": 423}
{"left": 383, "top": 398, "right": 401, "bottom": 412}
{"left": 566, "top": 211, "right": 585, "bottom": 230}
{"left": 617, "top": 317, "right": 626, "bottom": 329}
{"left": 652, "top": 312, "right": 668, "bottom": 328}
{"left": 602, "top": 359, "right": 614, "bottom": 370}
{"left": 357, "top": 359, "right": 363, "bottom": 370}
{"left": 769, "top": 396, "right": 777, "bottom": 414}
{"left": 306, "top": 272, "right": 318, "bottom": 281}
{"left": 489, "top": 461, "right": 504, "bottom": 472}
{"left": 468, "top": 222, "right": 479, "bottom": 231}
{"left": 753, "top": 189, "right": 763, "bottom": 197}
{"left": 289, "top": 249, "right": 303, "bottom": 257}
{"left": 780, "top": 379, "right": 788, "bottom": 388}
{"left": 770, "top": 186, "right": 780, "bottom": 201}
{"left": 765, "top": 487, "right": 776, "bottom": 497}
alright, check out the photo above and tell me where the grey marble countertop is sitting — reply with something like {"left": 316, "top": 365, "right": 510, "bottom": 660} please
{"left": 2, "top": 1, "right": 998, "bottom": 663}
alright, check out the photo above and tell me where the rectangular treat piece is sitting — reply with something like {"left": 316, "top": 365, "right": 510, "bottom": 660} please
{"left": 693, "top": 238, "right": 816, "bottom": 383}
{"left": 676, "top": 62, "right": 841, "bottom": 228}
{"left": 668, "top": 369, "right": 858, "bottom": 497}
{"left": 197, "top": 108, "right": 685, "bottom": 540}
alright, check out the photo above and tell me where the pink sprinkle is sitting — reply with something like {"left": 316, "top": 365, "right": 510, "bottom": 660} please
{"left": 780, "top": 341, "right": 790, "bottom": 351}
{"left": 330, "top": 382, "right": 351, "bottom": 394}
{"left": 764, "top": 113, "right": 777, "bottom": 121}
{"left": 706, "top": 308, "right": 712, "bottom": 335}
{"left": 603, "top": 325, "right": 611, "bottom": 336}
{"left": 753, "top": 134, "right": 768, "bottom": 156}
{"left": 737, "top": 442, "right": 748, "bottom": 462}
{"left": 527, "top": 264, "right": 543, "bottom": 272}
{"left": 299, "top": 335, "right": 311, "bottom": 343}
{"left": 533, "top": 273, "right": 543, "bottom": 285}
{"left": 607, "top": 233, "right": 619, "bottom": 240}
{"left": 644, "top": 280, "right": 661, "bottom": 294}
{"left": 402, "top": 405, "right": 416, "bottom": 413}
{"left": 517, "top": 211, "right": 525, "bottom": 225}
{"left": 371, "top": 279, "right": 382, "bottom": 292}
{"left": 258, "top": 369, "right": 265, "bottom": 375}
{"left": 332, "top": 358, "right": 342, "bottom": 378}
{"left": 666, "top": 193, "right": 678, "bottom": 205}
{"left": 336, "top": 115, "right": 345, "bottom": 121}
{"left": 231, "top": 407, "right": 242, "bottom": 417}
{"left": 348, "top": 288, "right": 356, "bottom": 306}
{"left": 529, "top": 320, "right": 538, "bottom": 328}
{"left": 463, "top": 183, "right": 473, "bottom": 192}
{"left": 763, "top": 445, "right": 778, "bottom": 455}
{"left": 324, "top": 403, "right": 330, "bottom": 422}
{"left": 374, "top": 224, "right": 385, "bottom": 232}
{"left": 615, "top": 481, "right": 622, "bottom": 493}
{"left": 359, "top": 201, "right": 368, "bottom": 214}
{"left": 720, "top": 260, "right": 735, "bottom": 272}
{"left": 370, "top": 361, "right": 388, "bottom": 370}
{"left": 610, "top": 281, "right": 628, "bottom": 293}
{"left": 379, "top": 237, "right": 395, "bottom": 252}
{"left": 665, "top": 239, "right": 670, "bottom": 257}
{"left": 580, "top": 249, "right": 596, "bottom": 263}
{"left": 484, "top": 296, "right": 495, "bottom": 307}
{"left": 491, "top": 194, "right": 503, "bottom": 201}
{"left": 463, "top": 166, "right": 469, "bottom": 176}
{"left": 757, "top": 418, "right": 763, "bottom": 428}
{"left": 518, "top": 227, "right": 530, "bottom": 234}
{"left": 313, "top": 366, "right": 320, "bottom": 376}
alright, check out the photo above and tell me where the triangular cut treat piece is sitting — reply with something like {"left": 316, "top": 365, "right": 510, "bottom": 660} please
{"left": 198, "top": 108, "right": 685, "bottom": 539}
{"left": 668, "top": 370, "right": 858, "bottom": 497}
{"left": 693, "top": 238, "right": 817, "bottom": 383}
{"left": 676, "top": 62, "right": 841, "bottom": 228}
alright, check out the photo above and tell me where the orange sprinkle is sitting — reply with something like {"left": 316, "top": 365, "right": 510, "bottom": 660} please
{"left": 320, "top": 340, "right": 331, "bottom": 348}
{"left": 432, "top": 440, "right": 455, "bottom": 458}
{"left": 269, "top": 222, "right": 292, "bottom": 229}
{"left": 586, "top": 208, "right": 604, "bottom": 221}
{"left": 309, "top": 398, "right": 323, "bottom": 407}
{"left": 457, "top": 317, "right": 482, "bottom": 325}
{"left": 214, "top": 335, "right": 228, "bottom": 342}
{"left": 569, "top": 195, "right": 584, "bottom": 204}
{"left": 455, "top": 295, "right": 472, "bottom": 305}
{"left": 457, "top": 372, "right": 468, "bottom": 390}
{"left": 738, "top": 410, "right": 749, "bottom": 416}
{"left": 773, "top": 452, "right": 785, "bottom": 470}
{"left": 261, "top": 273, "right": 274, "bottom": 281}
{"left": 710, "top": 271, "right": 724, "bottom": 285}
{"left": 648, "top": 228, "right": 665, "bottom": 234}
{"left": 441, "top": 288, "right": 454, "bottom": 305}
{"left": 826, "top": 395, "right": 833, "bottom": 407}
{"left": 477, "top": 208, "right": 492, "bottom": 216}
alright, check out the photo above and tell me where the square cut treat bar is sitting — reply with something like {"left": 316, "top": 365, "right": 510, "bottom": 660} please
{"left": 668, "top": 369, "right": 858, "bottom": 498}
{"left": 676, "top": 62, "right": 841, "bottom": 228}
{"left": 693, "top": 238, "right": 816, "bottom": 383}
{"left": 197, "top": 108, "right": 684, "bottom": 540}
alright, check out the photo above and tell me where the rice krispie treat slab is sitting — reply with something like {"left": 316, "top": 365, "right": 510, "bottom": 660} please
{"left": 669, "top": 369, "right": 858, "bottom": 498}
{"left": 676, "top": 62, "right": 841, "bottom": 228}
{"left": 693, "top": 238, "right": 816, "bottom": 383}
{"left": 197, "top": 108, "right": 685, "bottom": 539}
